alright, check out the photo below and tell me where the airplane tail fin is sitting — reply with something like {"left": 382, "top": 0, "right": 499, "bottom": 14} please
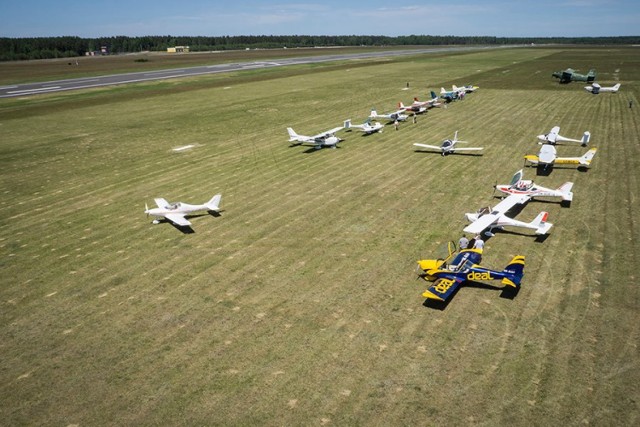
{"left": 579, "top": 148, "right": 597, "bottom": 166}
{"left": 370, "top": 109, "right": 378, "bottom": 118}
{"left": 430, "top": 91, "right": 438, "bottom": 100}
{"left": 344, "top": 119, "right": 351, "bottom": 129}
{"left": 581, "top": 131, "right": 591, "bottom": 146}
{"left": 440, "top": 87, "right": 447, "bottom": 94}
{"left": 452, "top": 85, "right": 459, "bottom": 91}
{"left": 612, "top": 83, "right": 621, "bottom": 91}
{"left": 501, "top": 256, "right": 525, "bottom": 287}
{"left": 557, "top": 182, "right": 574, "bottom": 202}
{"left": 529, "top": 211, "right": 553, "bottom": 235}
{"left": 398, "top": 101, "right": 406, "bottom": 109}
{"left": 287, "top": 127, "right": 298, "bottom": 141}
{"left": 206, "top": 194, "right": 222, "bottom": 211}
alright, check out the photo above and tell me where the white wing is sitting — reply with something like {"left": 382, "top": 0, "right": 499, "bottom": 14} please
{"left": 164, "top": 213, "right": 192, "bottom": 227}
{"left": 453, "top": 147, "right": 483, "bottom": 152}
{"left": 413, "top": 143, "right": 443, "bottom": 150}
{"left": 492, "top": 194, "right": 529, "bottom": 214}
{"left": 314, "top": 126, "right": 343, "bottom": 138}
{"left": 154, "top": 198, "right": 169, "bottom": 209}
{"left": 464, "top": 213, "right": 500, "bottom": 234}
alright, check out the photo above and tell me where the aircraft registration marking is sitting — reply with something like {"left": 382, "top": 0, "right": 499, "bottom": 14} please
{"left": 434, "top": 278, "right": 456, "bottom": 294}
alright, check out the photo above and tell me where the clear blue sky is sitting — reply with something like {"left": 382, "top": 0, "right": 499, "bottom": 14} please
{"left": 1, "top": 0, "right": 638, "bottom": 38}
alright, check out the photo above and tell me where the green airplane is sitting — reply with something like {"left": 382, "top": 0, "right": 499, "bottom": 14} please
{"left": 552, "top": 68, "right": 596, "bottom": 84}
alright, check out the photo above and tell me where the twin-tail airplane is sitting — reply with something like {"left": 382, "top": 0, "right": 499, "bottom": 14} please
{"left": 524, "top": 145, "right": 597, "bottom": 168}
{"left": 464, "top": 193, "right": 553, "bottom": 237}
{"left": 287, "top": 125, "right": 344, "bottom": 149}
{"left": 584, "top": 83, "right": 621, "bottom": 94}
{"left": 413, "top": 131, "right": 483, "bottom": 156}
{"left": 343, "top": 119, "right": 384, "bottom": 134}
{"left": 537, "top": 126, "right": 590, "bottom": 146}
{"left": 145, "top": 195, "right": 222, "bottom": 227}
{"left": 416, "top": 241, "right": 525, "bottom": 302}
{"left": 369, "top": 107, "right": 408, "bottom": 123}
{"left": 494, "top": 169, "right": 574, "bottom": 204}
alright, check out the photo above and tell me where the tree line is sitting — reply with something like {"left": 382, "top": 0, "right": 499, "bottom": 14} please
{"left": 1, "top": 35, "right": 638, "bottom": 61}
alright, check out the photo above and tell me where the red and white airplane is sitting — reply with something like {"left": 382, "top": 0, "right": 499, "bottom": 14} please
{"left": 494, "top": 169, "right": 574, "bottom": 203}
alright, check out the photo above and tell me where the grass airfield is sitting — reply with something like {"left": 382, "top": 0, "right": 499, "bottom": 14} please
{"left": 1, "top": 46, "right": 639, "bottom": 425}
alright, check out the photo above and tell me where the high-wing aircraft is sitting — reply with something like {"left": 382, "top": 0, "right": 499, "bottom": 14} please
{"left": 145, "top": 195, "right": 222, "bottom": 227}
{"left": 552, "top": 68, "right": 596, "bottom": 83}
{"left": 524, "top": 145, "right": 597, "bottom": 168}
{"left": 287, "top": 125, "right": 344, "bottom": 149}
{"left": 464, "top": 194, "right": 553, "bottom": 237}
{"left": 416, "top": 242, "right": 525, "bottom": 302}
{"left": 413, "top": 131, "right": 483, "bottom": 156}
{"left": 537, "top": 126, "right": 590, "bottom": 146}
{"left": 584, "top": 83, "right": 621, "bottom": 94}
{"left": 343, "top": 119, "right": 384, "bottom": 134}
{"left": 369, "top": 107, "right": 408, "bottom": 122}
{"left": 494, "top": 169, "right": 574, "bottom": 203}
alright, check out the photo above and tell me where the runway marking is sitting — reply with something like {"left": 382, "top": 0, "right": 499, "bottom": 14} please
{"left": 7, "top": 86, "right": 61, "bottom": 94}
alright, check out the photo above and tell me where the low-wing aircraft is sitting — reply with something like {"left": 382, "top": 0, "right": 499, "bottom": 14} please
{"left": 416, "top": 242, "right": 525, "bottom": 302}
{"left": 537, "top": 126, "right": 590, "bottom": 146}
{"left": 287, "top": 125, "right": 344, "bottom": 149}
{"left": 399, "top": 92, "right": 442, "bottom": 112}
{"left": 145, "top": 195, "right": 222, "bottom": 227}
{"left": 453, "top": 84, "right": 479, "bottom": 93}
{"left": 552, "top": 68, "right": 596, "bottom": 84}
{"left": 440, "top": 86, "right": 465, "bottom": 102}
{"left": 524, "top": 145, "right": 597, "bottom": 168}
{"left": 494, "top": 169, "right": 573, "bottom": 203}
{"left": 464, "top": 193, "right": 553, "bottom": 237}
{"left": 369, "top": 107, "right": 408, "bottom": 122}
{"left": 584, "top": 83, "right": 621, "bottom": 94}
{"left": 343, "top": 119, "right": 384, "bottom": 134}
{"left": 413, "top": 131, "right": 483, "bottom": 156}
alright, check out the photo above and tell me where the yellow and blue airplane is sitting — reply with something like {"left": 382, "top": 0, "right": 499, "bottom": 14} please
{"left": 416, "top": 243, "right": 525, "bottom": 302}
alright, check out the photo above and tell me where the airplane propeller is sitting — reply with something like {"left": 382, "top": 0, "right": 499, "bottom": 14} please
{"left": 145, "top": 203, "right": 149, "bottom": 217}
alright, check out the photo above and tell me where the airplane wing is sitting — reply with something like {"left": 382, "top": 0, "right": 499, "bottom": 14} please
{"left": 464, "top": 213, "right": 500, "bottom": 234}
{"left": 422, "top": 275, "right": 464, "bottom": 301}
{"left": 492, "top": 193, "right": 529, "bottom": 214}
{"left": 453, "top": 147, "right": 483, "bottom": 152}
{"left": 413, "top": 143, "right": 442, "bottom": 150}
{"left": 548, "top": 126, "right": 560, "bottom": 142}
{"left": 314, "top": 126, "right": 343, "bottom": 138}
{"left": 154, "top": 198, "right": 169, "bottom": 209}
{"left": 164, "top": 213, "right": 192, "bottom": 227}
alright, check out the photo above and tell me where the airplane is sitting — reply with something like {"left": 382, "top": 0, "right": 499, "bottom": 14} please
{"left": 399, "top": 92, "right": 442, "bottom": 112}
{"left": 145, "top": 195, "right": 222, "bottom": 227}
{"left": 343, "top": 119, "right": 384, "bottom": 134}
{"left": 453, "top": 84, "right": 479, "bottom": 93}
{"left": 413, "top": 131, "right": 483, "bottom": 156}
{"left": 287, "top": 125, "right": 344, "bottom": 149}
{"left": 440, "top": 86, "right": 465, "bottom": 102}
{"left": 369, "top": 107, "right": 408, "bottom": 122}
{"left": 494, "top": 169, "right": 574, "bottom": 204}
{"left": 524, "top": 145, "right": 597, "bottom": 168}
{"left": 584, "top": 83, "right": 621, "bottom": 94}
{"left": 416, "top": 241, "right": 525, "bottom": 302}
{"left": 552, "top": 68, "right": 596, "bottom": 84}
{"left": 464, "top": 193, "right": 553, "bottom": 237}
{"left": 537, "top": 126, "right": 590, "bottom": 146}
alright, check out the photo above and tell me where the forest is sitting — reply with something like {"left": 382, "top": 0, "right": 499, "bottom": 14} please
{"left": 1, "top": 34, "right": 638, "bottom": 61}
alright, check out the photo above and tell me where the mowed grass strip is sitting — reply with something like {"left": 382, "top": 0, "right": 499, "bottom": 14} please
{"left": 0, "top": 47, "right": 639, "bottom": 425}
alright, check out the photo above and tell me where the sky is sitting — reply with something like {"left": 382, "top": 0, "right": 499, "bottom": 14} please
{"left": 1, "top": 0, "right": 638, "bottom": 39}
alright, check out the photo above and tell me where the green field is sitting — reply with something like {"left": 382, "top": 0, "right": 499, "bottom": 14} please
{"left": 1, "top": 46, "right": 639, "bottom": 425}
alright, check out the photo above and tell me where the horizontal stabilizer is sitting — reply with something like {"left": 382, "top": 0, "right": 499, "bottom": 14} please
{"left": 501, "top": 255, "right": 525, "bottom": 287}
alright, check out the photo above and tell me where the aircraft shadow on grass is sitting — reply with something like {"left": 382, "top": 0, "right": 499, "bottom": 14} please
{"left": 154, "top": 212, "right": 223, "bottom": 234}
{"left": 422, "top": 280, "right": 520, "bottom": 310}
{"left": 413, "top": 150, "right": 483, "bottom": 157}
{"left": 533, "top": 164, "right": 590, "bottom": 176}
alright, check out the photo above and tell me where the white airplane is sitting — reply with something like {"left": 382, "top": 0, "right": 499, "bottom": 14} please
{"left": 369, "top": 107, "right": 408, "bottom": 122}
{"left": 453, "top": 84, "right": 479, "bottom": 93}
{"left": 413, "top": 131, "right": 483, "bottom": 156}
{"left": 525, "top": 145, "right": 597, "bottom": 168}
{"left": 287, "top": 125, "right": 344, "bottom": 149}
{"left": 537, "top": 126, "right": 590, "bottom": 146}
{"left": 464, "top": 194, "right": 553, "bottom": 237}
{"left": 584, "top": 83, "right": 621, "bottom": 94}
{"left": 145, "top": 195, "right": 222, "bottom": 227}
{"left": 343, "top": 119, "right": 384, "bottom": 134}
{"left": 398, "top": 92, "right": 442, "bottom": 112}
{"left": 494, "top": 169, "right": 574, "bottom": 203}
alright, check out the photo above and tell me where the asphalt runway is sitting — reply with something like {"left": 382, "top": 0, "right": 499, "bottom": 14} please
{"left": 0, "top": 46, "right": 498, "bottom": 98}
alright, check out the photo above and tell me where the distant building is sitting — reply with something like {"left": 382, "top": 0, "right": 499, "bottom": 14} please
{"left": 167, "top": 46, "right": 190, "bottom": 53}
